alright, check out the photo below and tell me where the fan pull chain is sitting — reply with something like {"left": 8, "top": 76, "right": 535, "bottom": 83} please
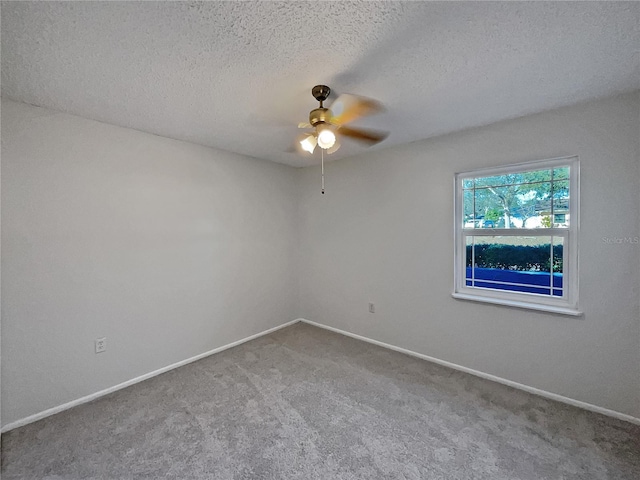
{"left": 321, "top": 149, "right": 325, "bottom": 194}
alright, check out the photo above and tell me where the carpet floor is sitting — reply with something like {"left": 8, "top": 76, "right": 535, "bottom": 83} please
{"left": 2, "top": 322, "right": 639, "bottom": 479}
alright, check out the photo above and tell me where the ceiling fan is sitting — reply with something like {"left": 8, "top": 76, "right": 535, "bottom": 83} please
{"left": 296, "top": 85, "right": 388, "bottom": 155}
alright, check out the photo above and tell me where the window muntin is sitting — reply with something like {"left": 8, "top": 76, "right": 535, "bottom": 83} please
{"left": 454, "top": 157, "right": 579, "bottom": 314}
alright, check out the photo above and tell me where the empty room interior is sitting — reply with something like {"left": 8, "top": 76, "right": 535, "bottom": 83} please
{"left": 1, "top": 1, "right": 639, "bottom": 479}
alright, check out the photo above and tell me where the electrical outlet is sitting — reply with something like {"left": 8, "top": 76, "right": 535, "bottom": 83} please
{"left": 95, "top": 337, "right": 107, "bottom": 354}
{"left": 369, "top": 303, "right": 375, "bottom": 313}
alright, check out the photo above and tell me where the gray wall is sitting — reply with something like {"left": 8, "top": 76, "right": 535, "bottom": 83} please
{"left": 2, "top": 92, "right": 638, "bottom": 428}
{"left": 297, "top": 92, "right": 640, "bottom": 418}
{"left": 1, "top": 99, "right": 298, "bottom": 426}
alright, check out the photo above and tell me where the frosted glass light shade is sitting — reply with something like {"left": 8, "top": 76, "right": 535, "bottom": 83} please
{"left": 317, "top": 127, "right": 336, "bottom": 149}
{"left": 300, "top": 134, "right": 317, "bottom": 153}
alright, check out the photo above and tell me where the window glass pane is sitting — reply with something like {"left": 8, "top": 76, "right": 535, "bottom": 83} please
{"left": 462, "top": 179, "right": 474, "bottom": 189}
{"left": 474, "top": 169, "right": 552, "bottom": 188}
{"left": 552, "top": 236, "right": 564, "bottom": 297}
{"left": 463, "top": 190, "right": 475, "bottom": 227}
{"left": 473, "top": 183, "right": 552, "bottom": 229}
{"left": 463, "top": 167, "right": 571, "bottom": 229}
{"left": 552, "top": 179, "right": 570, "bottom": 227}
{"left": 465, "top": 237, "right": 474, "bottom": 286}
{"left": 553, "top": 166, "right": 569, "bottom": 180}
{"left": 465, "top": 235, "right": 560, "bottom": 296}
{"left": 474, "top": 186, "right": 504, "bottom": 228}
{"left": 516, "top": 181, "right": 551, "bottom": 228}
{"left": 511, "top": 181, "right": 546, "bottom": 228}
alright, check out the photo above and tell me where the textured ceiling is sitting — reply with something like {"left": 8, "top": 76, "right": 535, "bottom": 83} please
{"left": 2, "top": 1, "right": 639, "bottom": 167}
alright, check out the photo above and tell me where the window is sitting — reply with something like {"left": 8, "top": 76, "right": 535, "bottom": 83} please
{"left": 453, "top": 156, "right": 580, "bottom": 315}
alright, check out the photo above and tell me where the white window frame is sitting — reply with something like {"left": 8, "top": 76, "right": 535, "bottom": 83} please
{"left": 453, "top": 156, "right": 581, "bottom": 316}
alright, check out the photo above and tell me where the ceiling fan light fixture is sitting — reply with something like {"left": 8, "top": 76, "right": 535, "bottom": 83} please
{"left": 317, "top": 125, "right": 336, "bottom": 149}
{"left": 300, "top": 133, "right": 317, "bottom": 153}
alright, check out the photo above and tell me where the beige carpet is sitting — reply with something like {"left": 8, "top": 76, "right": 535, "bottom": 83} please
{"left": 2, "top": 322, "right": 639, "bottom": 479}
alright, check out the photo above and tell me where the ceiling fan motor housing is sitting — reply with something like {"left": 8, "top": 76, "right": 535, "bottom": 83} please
{"left": 309, "top": 107, "right": 331, "bottom": 127}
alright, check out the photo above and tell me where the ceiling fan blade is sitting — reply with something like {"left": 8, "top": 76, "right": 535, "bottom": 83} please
{"left": 338, "top": 126, "right": 388, "bottom": 145}
{"left": 326, "top": 139, "right": 341, "bottom": 155}
{"left": 298, "top": 122, "right": 312, "bottom": 129}
{"left": 329, "top": 94, "right": 384, "bottom": 126}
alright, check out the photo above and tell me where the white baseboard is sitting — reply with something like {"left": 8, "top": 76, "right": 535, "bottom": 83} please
{"left": 300, "top": 318, "right": 640, "bottom": 426}
{"left": 5, "top": 317, "right": 638, "bottom": 432}
{"left": 1, "top": 319, "right": 302, "bottom": 433}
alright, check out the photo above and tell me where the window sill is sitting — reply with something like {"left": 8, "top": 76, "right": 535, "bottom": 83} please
{"left": 451, "top": 292, "right": 583, "bottom": 316}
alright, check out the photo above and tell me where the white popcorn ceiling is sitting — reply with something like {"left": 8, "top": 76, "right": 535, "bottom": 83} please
{"left": 2, "top": 1, "right": 638, "bottom": 167}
